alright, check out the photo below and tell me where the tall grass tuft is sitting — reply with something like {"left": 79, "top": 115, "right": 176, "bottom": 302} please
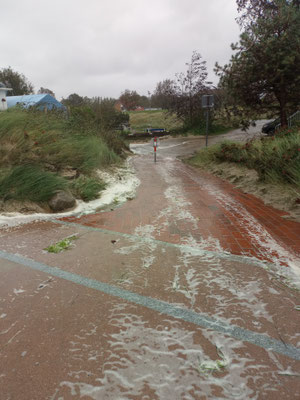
{"left": 0, "top": 108, "right": 126, "bottom": 204}
{"left": 69, "top": 176, "right": 106, "bottom": 201}
{"left": 0, "top": 165, "right": 67, "bottom": 202}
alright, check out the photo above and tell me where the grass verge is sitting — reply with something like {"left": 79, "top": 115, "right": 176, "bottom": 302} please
{"left": 129, "top": 110, "right": 182, "bottom": 132}
{"left": 188, "top": 127, "right": 300, "bottom": 187}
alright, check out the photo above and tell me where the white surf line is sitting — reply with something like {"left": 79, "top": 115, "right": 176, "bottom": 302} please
{"left": 1, "top": 249, "right": 300, "bottom": 361}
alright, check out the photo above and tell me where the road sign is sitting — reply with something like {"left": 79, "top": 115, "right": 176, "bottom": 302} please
{"left": 202, "top": 95, "right": 214, "bottom": 108}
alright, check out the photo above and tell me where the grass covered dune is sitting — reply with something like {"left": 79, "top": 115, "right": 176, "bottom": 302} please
{"left": 0, "top": 108, "right": 127, "bottom": 210}
{"left": 187, "top": 126, "right": 300, "bottom": 219}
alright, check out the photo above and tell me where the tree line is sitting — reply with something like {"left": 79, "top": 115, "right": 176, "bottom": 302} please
{"left": 1, "top": 0, "right": 299, "bottom": 129}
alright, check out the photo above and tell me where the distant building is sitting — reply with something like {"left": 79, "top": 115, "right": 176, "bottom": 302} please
{"left": 134, "top": 106, "right": 144, "bottom": 111}
{"left": 6, "top": 94, "right": 65, "bottom": 111}
{"left": 0, "top": 82, "right": 12, "bottom": 111}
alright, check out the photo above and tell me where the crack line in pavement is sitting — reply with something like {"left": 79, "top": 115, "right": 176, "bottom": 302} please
{"left": 1, "top": 249, "right": 300, "bottom": 361}
{"left": 53, "top": 219, "right": 276, "bottom": 270}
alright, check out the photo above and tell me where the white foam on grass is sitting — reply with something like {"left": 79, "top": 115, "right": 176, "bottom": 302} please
{"left": 0, "top": 160, "right": 140, "bottom": 228}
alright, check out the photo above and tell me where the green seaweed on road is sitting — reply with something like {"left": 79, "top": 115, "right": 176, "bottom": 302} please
{"left": 45, "top": 235, "right": 78, "bottom": 253}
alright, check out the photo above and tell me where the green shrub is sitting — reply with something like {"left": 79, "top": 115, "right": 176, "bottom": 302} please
{"left": 100, "top": 130, "right": 129, "bottom": 155}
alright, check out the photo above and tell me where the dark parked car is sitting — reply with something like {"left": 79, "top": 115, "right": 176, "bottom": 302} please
{"left": 261, "top": 118, "right": 280, "bottom": 135}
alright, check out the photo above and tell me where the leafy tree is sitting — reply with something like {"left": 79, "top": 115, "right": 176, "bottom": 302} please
{"left": 61, "top": 93, "right": 85, "bottom": 106}
{"left": 119, "top": 89, "right": 140, "bottom": 110}
{"left": 216, "top": 0, "right": 300, "bottom": 126}
{"left": 138, "top": 95, "right": 150, "bottom": 108}
{"left": 151, "top": 79, "right": 175, "bottom": 109}
{"left": 91, "top": 97, "right": 129, "bottom": 130}
{"left": 66, "top": 97, "right": 129, "bottom": 134}
{"left": 0, "top": 67, "right": 34, "bottom": 95}
{"left": 38, "top": 87, "right": 55, "bottom": 98}
{"left": 165, "top": 51, "right": 212, "bottom": 129}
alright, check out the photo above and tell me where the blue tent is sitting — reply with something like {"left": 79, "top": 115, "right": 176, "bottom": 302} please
{"left": 6, "top": 94, "right": 65, "bottom": 111}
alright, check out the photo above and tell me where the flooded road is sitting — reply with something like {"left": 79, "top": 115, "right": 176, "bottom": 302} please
{"left": 1, "top": 130, "right": 300, "bottom": 399}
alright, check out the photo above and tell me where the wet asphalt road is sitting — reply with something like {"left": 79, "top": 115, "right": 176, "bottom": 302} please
{"left": 1, "top": 126, "right": 300, "bottom": 399}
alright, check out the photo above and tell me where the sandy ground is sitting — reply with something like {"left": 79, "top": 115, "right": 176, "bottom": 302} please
{"left": 191, "top": 162, "right": 300, "bottom": 223}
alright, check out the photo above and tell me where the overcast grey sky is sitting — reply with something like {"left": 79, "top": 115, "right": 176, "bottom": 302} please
{"left": 1, "top": 0, "right": 241, "bottom": 100}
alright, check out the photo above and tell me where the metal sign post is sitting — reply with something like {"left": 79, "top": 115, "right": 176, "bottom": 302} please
{"left": 205, "top": 109, "right": 209, "bottom": 147}
{"left": 202, "top": 95, "right": 214, "bottom": 147}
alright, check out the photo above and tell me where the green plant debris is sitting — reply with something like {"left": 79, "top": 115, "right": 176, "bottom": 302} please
{"left": 45, "top": 235, "right": 78, "bottom": 253}
{"left": 197, "top": 347, "right": 228, "bottom": 375}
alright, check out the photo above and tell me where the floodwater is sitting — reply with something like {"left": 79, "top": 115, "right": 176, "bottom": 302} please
{"left": 1, "top": 128, "right": 300, "bottom": 399}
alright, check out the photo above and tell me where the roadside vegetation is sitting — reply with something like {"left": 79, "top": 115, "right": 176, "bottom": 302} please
{"left": 0, "top": 107, "right": 128, "bottom": 207}
{"left": 188, "top": 126, "right": 300, "bottom": 188}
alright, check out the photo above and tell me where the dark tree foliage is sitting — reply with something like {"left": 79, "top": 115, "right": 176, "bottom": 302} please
{"left": 66, "top": 96, "right": 129, "bottom": 134}
{"left": 216, "top": 0, "right": 300, "bottom": 127}
{"left": 237, "top": 0, "right": 299, "bottom": 26}
{"left": 151, "top": 79, "right": 175, "bottom": 109}
{"left": 91, "top": 97, "right": 129, "bottom": 130}
{"left": 0, "top": 67, "right": 34, "bottom": 96}
{"left": 38, "top": 87, "right": 55, "bottom": 98}
{"left": 61, "top": 93, "right": 85, "bottom": 106}
{"left": 138, "top": 95, "right": 150, "bottom": 108}
{"left": 119, "top": 90, "right": 141, "bottom": 110}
